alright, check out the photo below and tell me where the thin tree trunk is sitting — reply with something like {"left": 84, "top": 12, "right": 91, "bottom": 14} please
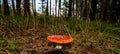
{"left": 80, "top": 0, "right": 84, "bottom": 17}
{"left": 3, "top": 0, "right": 10, "bottom": 15}
{"left": 76, "top": 0, "right": 78, "bottom": 18}
{"left": 67, "top": 0, "right": 72, "bottom": 19}
{"left": 50, "top": 0, "right": 51, "bottom": 16}
{"left": 34, "top": 0, "right": 36, "bottom": 16}
{"left": 58, "top": 0, "right": 59, "bottom": 17}
{"left": 102, "top": 0, "right": 107, "bottom": 21}
{"left": 72, "top": 0, "right": 74, "bottom": 17}
{"left": 76, "top": 0, "right": 82, "bottom": 19}
{"left": 34, "top": 0, "right": 36, "bottom": 29}
{"left": 42, "top": 0, "right": 43, "bottom": 13}
{"left": 16, "top": 0, "right": 21, "bottom": 15}
{"left": 23, "top": 0, "right": 31, "bottom": 16}
{"left": 64, "top": 0, "right": 67, "bottom": 18}
{"left": 55, "top": 0, "right": 57, "bottom": 17}
{"left": 89, "top": 0, "right": 97, "bottom": 20}
{"left": 32, "top": 0, "right": 34, "bottom": 15}
{"left": 110, "top": 0, "right": 118, "bottom": 22}
{"left": 58, "top": 0, "right": 61, "bottom": 17}
{"left": 46, "top": 0, "right": 49, "bottom": 16}
{"left": 0, "top": 0, "right": 1, "bottom": 13}
{"left": 117, "top": 0, "right": 120, "bottom": 22}
{"left": 28, "top": 0, "right": 31, "bottom": 15}
{"left": 83, "top": 0, "right": 87, "bottom": 17}
{"left": 12, "top": 0, "right": 16, "bottom": 14}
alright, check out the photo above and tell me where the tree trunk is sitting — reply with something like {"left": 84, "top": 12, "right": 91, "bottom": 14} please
{"left": 89, "top": 0, "right": 97, "bottom": 20}
{"left": 16, "top": 0, "right": 21, "bottom": 15}
{"left": 46, "top": 0, "right": 49, "bottom": 16}
{"left": 55, "top": 0, "right": 57, "bottom": 17}
{"left": 50, "top": 0, "right": 51, "bottom": 16}
{"left": 3, "top": 0, "right": 10, "bottom": 15}
{"left": 34, "top": 0, "right": 36, "bottom": 16}
{"left": 42, "top": 0, "right": 43, "bottom": 13}
{"left": 102, "top": 0, "right": 107, "bottom": 21}
{"left": 72, "top": 0, "right": 74, "bottom": 17}
{"left": 67, "top": 0, "right": 72, "bottom": 19}
{"left": 117, "top": 0, "right": 120, "bottom": 18}
{"left": 32, "top": 0, "right": 34, "bottom": 15}
{"left": 23, "top": 0, "right": 31, "bottom": 16}
{"left": 64, "top": 0, "right": 67, "bottom": 18}
{"left": 58, "top": 0, "right": 61, "bottom": 17}
{"left": 82, "top": 0, "right": 87, "bottom": 17}
{"left": 76, "top": 0, "right": 80, "bottom": 18}
{"left": 117, "top": 0, "right": 120, "bottom": 22}
{"left": 12, "top": 0, "right": 16, "bottom": 14}
{"left": 0, "top": 0, "right": 1, "bottom": 13}
{"left": 110, "top": 0, "right": 120, "bottom": 22}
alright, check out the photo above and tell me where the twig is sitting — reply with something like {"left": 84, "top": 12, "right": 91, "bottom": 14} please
{"left": 6, "top": 50, "right": 11, "bottom": 54}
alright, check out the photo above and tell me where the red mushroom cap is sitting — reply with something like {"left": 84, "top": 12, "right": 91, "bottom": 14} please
{"left": 47, "top": 35, "right": 73, "bottom": 44}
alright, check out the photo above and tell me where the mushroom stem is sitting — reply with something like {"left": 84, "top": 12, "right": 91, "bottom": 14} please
{"left": 55, "top": 45, "right": 62, "bottom": 49}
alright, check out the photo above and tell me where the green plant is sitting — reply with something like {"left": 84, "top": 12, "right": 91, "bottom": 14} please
{"left": 64, "top": 25, "right": 71, "bottom": 35}
{"left": 7, "top": 40, "right": 18, "bottom": 51}
{"left": 113, "top": 47, "right": 120, "bottom": 54}
{"left": 10, "top": 44, "right": 18, "bottom": 51}
{"left": 0, "top": 40, "right": 4, "bottom": 44}
{"left": 102, "top": 26, "right": 120, "bottom": 33}
{"left": 0, "top": 40, "right": 4, "bottom": 49}
{"left": 16, "top": 39, "right": 23, "bottom": 44}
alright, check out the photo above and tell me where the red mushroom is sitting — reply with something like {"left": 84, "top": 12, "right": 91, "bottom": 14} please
{"left": 47, "top": 35, "right": 73, "bottom": 49}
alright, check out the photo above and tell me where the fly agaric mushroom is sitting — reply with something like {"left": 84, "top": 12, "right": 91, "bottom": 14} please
{"left": 47, "top": 35, "right": 73, "bottom": 49}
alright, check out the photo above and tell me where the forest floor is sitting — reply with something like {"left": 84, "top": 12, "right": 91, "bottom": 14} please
{"left": 0, "top": 15, "right": 120, "bottom": 54}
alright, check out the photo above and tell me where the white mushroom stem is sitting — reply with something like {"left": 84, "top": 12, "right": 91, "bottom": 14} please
{"left": 55, "top": 45, "right": 62, "bottom": 49}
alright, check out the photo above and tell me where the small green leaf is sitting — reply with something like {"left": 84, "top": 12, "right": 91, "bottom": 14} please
{"left": 11, "top": 45, "right": 18, "bottom": 50}
{"left": 114, "top": 48, "right": 120, "bottom": 53}
{"left": 0, "top": 40, "right": 4, "bottom": 44}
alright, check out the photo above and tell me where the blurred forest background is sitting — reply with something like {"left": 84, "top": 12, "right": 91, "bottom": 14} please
{"left": 0, "top": 0, "right": 120, "bottom": 54}
{"left": 0, "top": 0, "right": 120, "bottom": 21}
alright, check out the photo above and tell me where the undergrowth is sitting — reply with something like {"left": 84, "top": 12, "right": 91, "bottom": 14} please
{"left": 0, "top": 15, "right": 120, "bottom": 54}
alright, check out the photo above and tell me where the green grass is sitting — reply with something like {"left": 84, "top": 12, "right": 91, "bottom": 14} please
{"left": 0, "top": 15, "right": 120, "bottom": 54}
